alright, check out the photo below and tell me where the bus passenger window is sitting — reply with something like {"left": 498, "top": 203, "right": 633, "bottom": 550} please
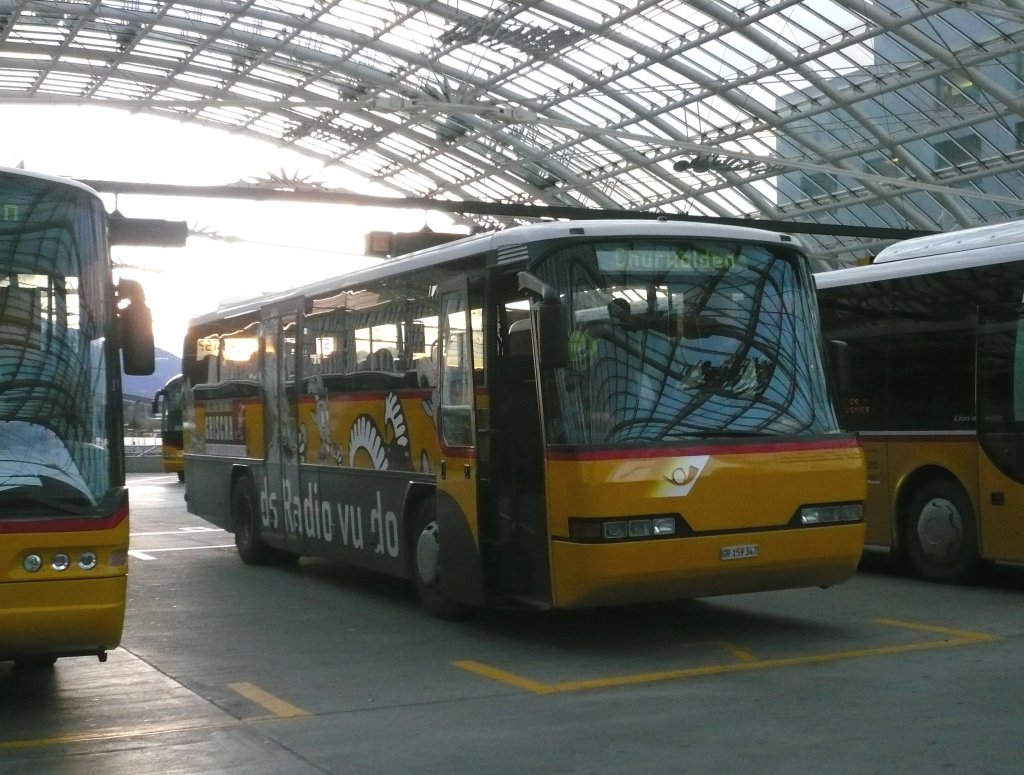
{"left": 440, "top": 297, "right": 474, "bottom": 447}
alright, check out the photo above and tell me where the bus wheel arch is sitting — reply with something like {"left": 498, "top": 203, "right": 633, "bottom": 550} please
{"left": 899, "top": 471, "right": 978, "bottom": 582}
{"left": 403, "top": 484, "right": 433, "bottom": 569}
{"left": 231, "top": 471, "right": 272, "bottom": 565}
{"left": 409, "top": 493, "right": 477, "bottom": 618}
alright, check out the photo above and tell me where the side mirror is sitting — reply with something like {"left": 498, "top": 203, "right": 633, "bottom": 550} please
{"left": 536, "top": 298, "right": 568, "bottom": 369}
{"left": 117, "top": 279, "right": 156, "bottom": 376}
{"left": 518, "top": 271, "right": 568, "bottom": 369}
{"left": 828, "top": 339, "right": 851, "bottom": 397}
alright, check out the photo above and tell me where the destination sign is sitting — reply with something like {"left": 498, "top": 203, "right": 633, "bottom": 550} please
{"left": 596, "top": 242, "right": 740, "bottom": 273}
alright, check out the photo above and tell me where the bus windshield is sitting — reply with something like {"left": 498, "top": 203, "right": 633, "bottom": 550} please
{"left": 0, "top": 173, "right": 112, "bottom": 510}
{"left": 536, "top": 238, "right": 838, "bottom": 445}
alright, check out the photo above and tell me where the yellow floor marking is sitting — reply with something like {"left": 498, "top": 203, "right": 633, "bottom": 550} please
{"left": 452, "top": 661, "right": 551, "bottom": 693}
{"left": 714, "top": 641, "right": 758, "bottom": 662}
{"left": 876, "top": 617, "right": 998, "bottom": 641}
{"left": 0, "top": 688, "right": 311, "bottom": 752}
{"left": 228, "top": 681, "right": 311, "bottom": 719}
{"left": 454, "top": 619, "right": 998, "bottom": 695}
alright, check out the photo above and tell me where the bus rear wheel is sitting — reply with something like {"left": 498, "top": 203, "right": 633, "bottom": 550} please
{"left": 233, "top": 477, "right": 272, "bottom": 565}
{"left": 413, "top": 500, "right": 466, "bottom": 619}
{"left": 904, "top": 480, "right": 978, "bottom": 582}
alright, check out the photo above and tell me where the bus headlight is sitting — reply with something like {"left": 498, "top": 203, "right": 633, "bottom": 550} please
{"left": 78, "top": 551, "right": 98, "bottom": 570}
{"left": 51, "top": 552, "right": 71, "bottom": 571}
{"left": 603, "top": 521, "right": 629, "bottom": 540}
{"left": 799, "top": 503, "right": 863, "bottom": 525}
{"left": 571, "top": 516, "right": 679, "bottom": 542}
{"left": 23, "top": 553, "right": 42, "bottom": 573}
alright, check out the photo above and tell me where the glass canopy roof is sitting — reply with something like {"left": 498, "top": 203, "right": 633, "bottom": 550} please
{"left": 1, "top": 0, "right": 1022, "bottom": 265}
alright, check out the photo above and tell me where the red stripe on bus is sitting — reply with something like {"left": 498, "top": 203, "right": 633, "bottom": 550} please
{"left": 856, "top": 433, "right": 976, "bottom": 444}
{"left": 546, "top": 436, "right": 860, "bottom": 461}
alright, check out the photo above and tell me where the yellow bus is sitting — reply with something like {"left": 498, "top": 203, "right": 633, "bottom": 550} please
{"left": 816, "top": 219, "right": 1024, "bottom": 582}
{"left": 0, "top": 167, "right": 155, "bottom": 665}
{"left": 152, "top": 374, "right": 185, "bottom": 481}
{"left": 182, "top": 219, "right": 864, "bottom": 615}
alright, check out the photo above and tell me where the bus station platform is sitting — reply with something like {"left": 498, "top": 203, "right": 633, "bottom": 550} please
{"left": 1, "top": 473, "right": 1022, "bottom": 774}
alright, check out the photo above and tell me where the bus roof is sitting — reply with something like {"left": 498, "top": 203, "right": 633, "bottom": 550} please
{"left": 189, "top": 218, "right": 804, "bottom": 327}
{"left": 815, "top": 218, "right": 1024, "bottom": 289}
{"left": 0, "top": 165, "right": 102, "bottom": 200}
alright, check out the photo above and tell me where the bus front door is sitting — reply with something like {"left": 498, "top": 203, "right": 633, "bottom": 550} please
{"left": 261, "top": 303, "right": 304, "bottom": 558}
{"left": 434, "top": 282, "right": 485, "bottom": 605}
{"left": 977, "top": 304, "right": 1024, "bottom": 562}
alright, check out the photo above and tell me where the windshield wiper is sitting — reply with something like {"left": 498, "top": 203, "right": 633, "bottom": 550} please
{"left": 0, "top": 476, "right": 95, "bottom": 515}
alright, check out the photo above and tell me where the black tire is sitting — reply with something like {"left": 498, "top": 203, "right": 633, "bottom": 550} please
{"left": 176, "top": 470, "right": 185, "bottom": 483}
{"left": 412, "top": 499, "right": 466, "bottom": 619}
{"left": 13, "top": 655, "right": 57, "bottom": 669}
{"left": 903, "top": 479, "right": 978, "bottom": 582}
{"left": 233, "top": 476, "right": 272, "bottom": 565}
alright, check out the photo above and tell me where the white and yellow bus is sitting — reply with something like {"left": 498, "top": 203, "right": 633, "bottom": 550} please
{"left": 817, "top": 219, "right": 1024, "bottom": 581}
{"left": 0, "top": 167, "right": 155, "bottom": 665}
{"left": 152, "top": 374, "right": 185, "bottom": 481}
{"left": 183, "top": 219, "right": 864, "bottom": 615}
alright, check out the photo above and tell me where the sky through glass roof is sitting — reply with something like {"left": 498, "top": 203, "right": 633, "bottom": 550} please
{"left": 0, "top": 0, "right": 1022, "bottom": 265}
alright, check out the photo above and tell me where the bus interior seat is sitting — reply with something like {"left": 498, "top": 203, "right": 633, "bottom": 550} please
{"left": 362, "top": 348, "right": 395, "bottom": 372}
{"left": 412, "top": 354, "right": 436, "bottom": 387}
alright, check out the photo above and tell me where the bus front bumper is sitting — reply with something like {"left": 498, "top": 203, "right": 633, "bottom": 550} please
{"left": 0, "top": 576, "right": 126, "bottom": 661}
{"left": 549, "top": 523, "right": 865, "bottom": 609}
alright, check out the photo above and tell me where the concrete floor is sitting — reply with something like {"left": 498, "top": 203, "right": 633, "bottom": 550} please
{"left": 1, "top": 472, "right": 1022, "bottom": 774}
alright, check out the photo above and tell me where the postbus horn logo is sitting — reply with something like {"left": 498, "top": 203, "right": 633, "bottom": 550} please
{"left": 658, "top": 456, "right": 710, "bottom": 497}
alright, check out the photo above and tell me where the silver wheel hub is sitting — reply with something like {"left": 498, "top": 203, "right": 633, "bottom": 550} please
{"left": 917, "top": 497, "right": 963, "bottom": 562}
{"left": 416, "top": 521, "right": 441, "bottom": 587}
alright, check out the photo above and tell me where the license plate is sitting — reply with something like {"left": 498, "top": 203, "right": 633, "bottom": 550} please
{"left": 720, "top": 543, "right": 759, "bottom": 561}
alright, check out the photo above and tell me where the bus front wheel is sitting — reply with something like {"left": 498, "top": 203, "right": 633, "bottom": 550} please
{"left": 412, "top": 500, "right": 466, "bottom": 619}
{"left": 903, "top": 480, "right": 978, "bottom": 582}
{"left": 13, "top": 656, "right": 57, "bottom": 669}
{"left": 233, "top": 477, "right": 272, "bottom": 565}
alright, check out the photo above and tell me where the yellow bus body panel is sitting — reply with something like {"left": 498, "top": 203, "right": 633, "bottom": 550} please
{"left": 978, "top": 452, "right": 1024, "bottom": 562}
{"left": 295, "top": 391, "right": 438, "bottom": 473}
{"left": 0, "top": 577, "right": 127, "bottom": 655}
{"left": 862, "top": 433, "right": 1024, "bottom": 562}
{"left": 546, "top": 442, "right": 865, "bottom": 608}
{"left": 190, "top": 384, "right": 869, "bottom": 608}
{"left": 162, "top": 443, "right": 184, "bottom": 474}
{"left": 0, "top": 519, "right": 129, "bottom": 657}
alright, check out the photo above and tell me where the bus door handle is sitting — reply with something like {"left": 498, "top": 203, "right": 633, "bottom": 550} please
{"left": 438, "top": 460, "right": 471, "bottom": 480}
